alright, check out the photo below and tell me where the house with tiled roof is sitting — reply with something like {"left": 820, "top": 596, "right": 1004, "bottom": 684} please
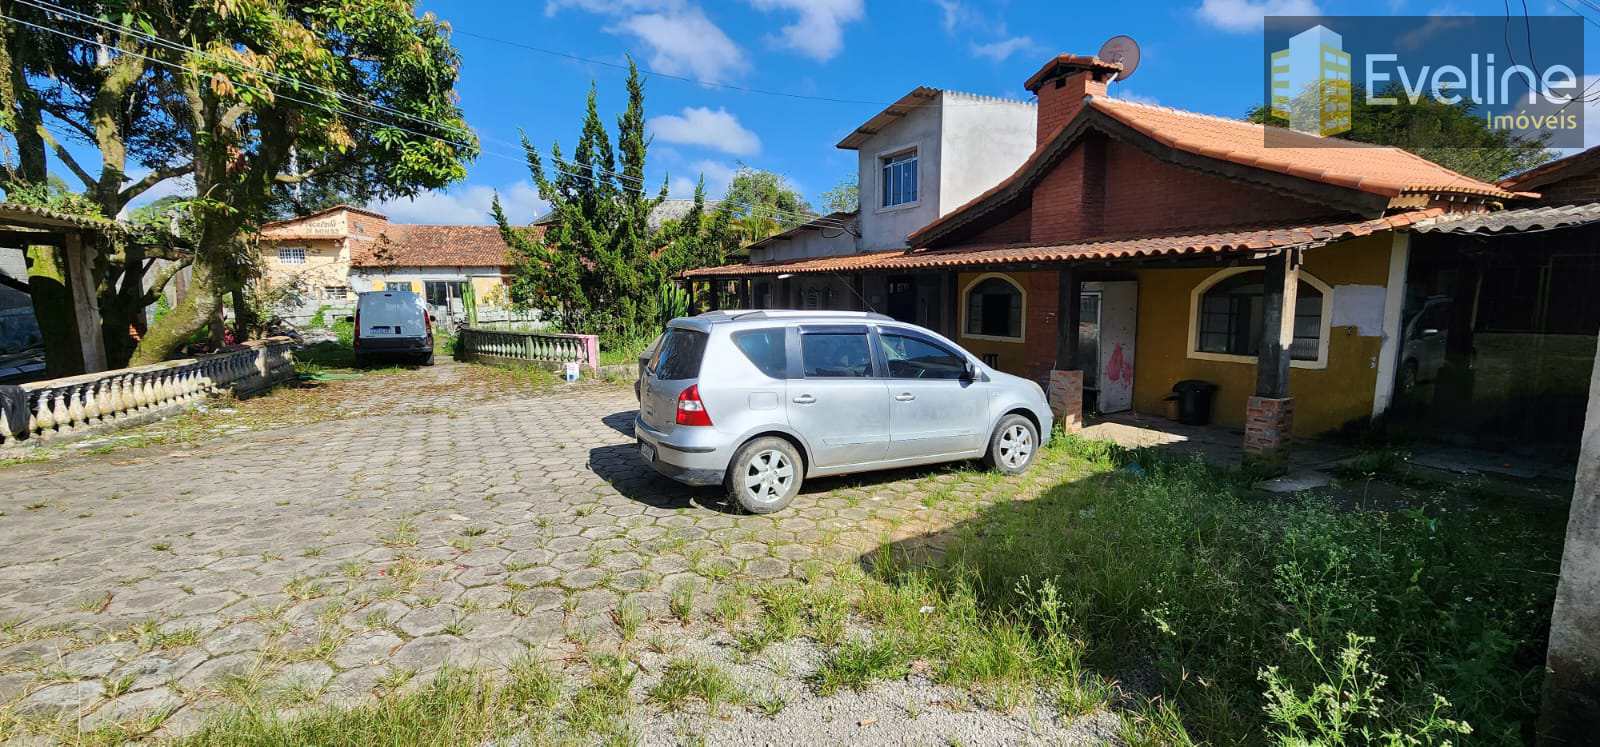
{"left": 685, "top": 50, "right": 1544, "bottom": 464}
{"left": 259, "top": 206, "right": 540, "bottom": 322}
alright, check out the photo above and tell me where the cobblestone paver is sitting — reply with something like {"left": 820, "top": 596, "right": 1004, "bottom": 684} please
{"left": 0, "top": 363, "right": 1074, "bottom": 739}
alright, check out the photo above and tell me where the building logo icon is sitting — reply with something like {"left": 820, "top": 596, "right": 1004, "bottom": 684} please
{"left": 1271, "top": 25, "right": 1352, "bottom": 136}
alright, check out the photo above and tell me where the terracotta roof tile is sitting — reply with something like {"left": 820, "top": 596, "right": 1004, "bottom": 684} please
{"left": 907, "top": 98, "right": 1518, "bottom": 247}
{"left": 683, "top": 210, "right": 1442, "bottom": 278}
{"left": 351, "top": 224, "right": 538, "bottom": 268}
{"left": 1090, "top": 98, "right": 1518, "bottom": 200}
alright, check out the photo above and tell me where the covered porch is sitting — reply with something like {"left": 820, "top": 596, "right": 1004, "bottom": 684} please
{"left": 0, "top": 203, "right": 115, "bottom": 381}
{"left": 682, "top": 212, "right": 1442, "bottom": 471}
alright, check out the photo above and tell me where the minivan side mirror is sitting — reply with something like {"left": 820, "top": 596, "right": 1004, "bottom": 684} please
{"left": 962, "top": 360, "right": 977, "bottom": 381}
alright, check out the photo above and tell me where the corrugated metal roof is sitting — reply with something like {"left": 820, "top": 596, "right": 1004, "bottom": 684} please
{"left": 0, "top": 203, "right": 118, "bottom": 231}
{"left": 683, "top": 210, "right": 1442, "bottom": 278}
{"left": 1410, "top": 204, "right": 1600, "bottom": 234}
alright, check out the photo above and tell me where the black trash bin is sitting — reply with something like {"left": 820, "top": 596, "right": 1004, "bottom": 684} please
{"left": 1171, "top": 380, "right": 1218, "bottom": 426}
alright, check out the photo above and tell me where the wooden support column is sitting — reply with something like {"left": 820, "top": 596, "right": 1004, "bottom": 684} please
{"left": 740, "top": 277, "right": 751, "bottom": 309}
{"left": 1245, "top": 249, "right": 1300, "bottom": 472}
{"left": 944, "top": 271, "right": 960, "bottom": 338}
{"left": 1048, "top": 268, "right": 1084, "bottom": 432}
{"left": 686, "top": 280, "right": 699, "bottom": 315}
{"left": 63, "top": 232, "right": 106, "bottom": 373}
{"left": 1541, "top": 333, "right": 1600, "bottom": 742}
{"left": 853, "top": 273, "right": 866, "bottom": 312}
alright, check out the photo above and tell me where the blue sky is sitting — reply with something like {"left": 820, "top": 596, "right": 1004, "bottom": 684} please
{"left": 115, "top": 0, "right": 1600, "bottom": 223}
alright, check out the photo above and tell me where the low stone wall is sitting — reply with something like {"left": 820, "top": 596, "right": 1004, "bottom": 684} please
{"left": 458, "top": 327, "right": 599, "bottom": 374}
{"left": 0, "top": 337, "right": 297, "bottom": 448}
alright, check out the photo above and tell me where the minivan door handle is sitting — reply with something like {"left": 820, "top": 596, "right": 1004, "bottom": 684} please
{"left": 791, "top": 394, "right": 816, "bottom": 405}
{"left": 894, "top": 392, "right": 916, "bottom": 401}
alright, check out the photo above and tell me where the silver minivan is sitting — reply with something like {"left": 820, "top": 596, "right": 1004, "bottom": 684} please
{"left": 634, "top": 310, "right": 1054, "bottom": 513}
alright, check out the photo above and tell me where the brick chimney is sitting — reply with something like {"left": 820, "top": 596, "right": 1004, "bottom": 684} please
{"left": 1025, "top": 54, "right": 1123, "bottom": 145}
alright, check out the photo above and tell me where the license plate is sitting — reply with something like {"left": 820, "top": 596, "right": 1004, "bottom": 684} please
{"left": 639, "top": 442, "right": 656, "bottom": 463}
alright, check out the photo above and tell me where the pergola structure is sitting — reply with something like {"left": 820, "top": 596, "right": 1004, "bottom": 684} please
{"left": 0, "top": 203, "right": 116, "bottom": 375}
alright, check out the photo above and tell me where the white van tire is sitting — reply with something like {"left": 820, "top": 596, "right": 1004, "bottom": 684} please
{"left": 984, "top": 414, "right": 1039, "bottom": 475}
{"left": 726, "top": 437, "right": 803, "bottom": 514}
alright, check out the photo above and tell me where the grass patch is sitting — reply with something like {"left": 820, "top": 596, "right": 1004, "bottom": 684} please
{"left": 176, "top": 659, "right": 565, "bottom": 746}
{"left": 647, "top": 657, "right": 746, "bottom": 715}
{"left": 808, "top": 436, "right": 1564, "bottom": 744}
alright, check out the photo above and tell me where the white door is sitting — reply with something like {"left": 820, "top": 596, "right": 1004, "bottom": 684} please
{"left": 1096, "top": 281, "right": 1138, "bottom": 413}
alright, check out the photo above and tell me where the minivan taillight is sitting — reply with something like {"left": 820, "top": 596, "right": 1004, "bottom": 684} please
{"left": 676, "top": 385, "right": 713, "bottom": 427}
{"left": 353, "top": 308, "right": 362, "bottom": 340}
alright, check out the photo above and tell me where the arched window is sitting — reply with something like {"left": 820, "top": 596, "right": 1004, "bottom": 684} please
{"left": 1190, "top": 268, "right": 1331, "bottom": 366}
{"left": 964, "top": 274, "right": 1024, "bottom": 341}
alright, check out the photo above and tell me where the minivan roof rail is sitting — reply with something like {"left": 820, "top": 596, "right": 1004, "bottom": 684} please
{"left": 691, "top": 309, "right": 895, "bottom": 322}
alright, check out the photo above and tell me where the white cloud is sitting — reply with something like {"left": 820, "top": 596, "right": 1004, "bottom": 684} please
{"left": 971, "top": 36, "right": 1037, "bottom": 62}
{"left": 375, "top": 182, "right": 549, "bottom": 225}
{"left": 933, "top": 0, "right": 963, "bottom": 33}
{"left": 1112, "top": 89, "right": 1161, "bottom": 106}
{"left": 609, "top": 7, "right": 748, "bottom": 83}
{"left": 747, "top": 0, "right": 864, "bottom": 62}
{"left": 669, "top": 160, "right": 737, "bottom": 199}
{"left": 1195, "top": 0, "right": 1320, "bottom": 33}
{"left": 545, "top": 0, "right": 674, "bottom": 14}
{"left": 648, "top": 107, "right": 761, "bottom": 156}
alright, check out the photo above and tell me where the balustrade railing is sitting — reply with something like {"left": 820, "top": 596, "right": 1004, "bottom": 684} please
{"left": 458, "top": 328, "right": 599, "bottom": 371}
{"left": 0, "top": 337, "right": 296, "bottom": 448}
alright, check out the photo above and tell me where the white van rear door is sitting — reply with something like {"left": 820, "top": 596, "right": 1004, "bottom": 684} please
{"left": 362, "top": 294, "right": 423, "bottom": 337}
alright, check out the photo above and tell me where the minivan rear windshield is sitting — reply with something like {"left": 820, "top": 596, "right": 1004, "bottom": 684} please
{"left": 652, "top": 328, "right": 707, "bottom": 380}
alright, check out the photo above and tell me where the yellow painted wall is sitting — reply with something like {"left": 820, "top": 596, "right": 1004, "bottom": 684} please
{"left": 261, "top": 238, "right": 348, "bottom": 290}
{"left": 1130, "top": 234, "right": 1393, "bottom": 435}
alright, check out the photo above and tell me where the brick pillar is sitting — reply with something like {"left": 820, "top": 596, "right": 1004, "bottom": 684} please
{"left": 1048, "top": 369, "right": 1083, "bottom": 433}
{"left": 1244, "top": 396, "right": 1294, "bottom": 472}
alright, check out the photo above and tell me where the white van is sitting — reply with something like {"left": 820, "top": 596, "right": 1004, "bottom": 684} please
{"left": 353, "top": 291, "right": 435, "bottom": 366}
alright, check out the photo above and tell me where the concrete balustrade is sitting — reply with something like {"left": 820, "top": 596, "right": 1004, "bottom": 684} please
{"left": 0, "top": 336, "right": 296, "bottom": 448}
{"left": 458, "top": 327, "right": 599, "bottom": 373}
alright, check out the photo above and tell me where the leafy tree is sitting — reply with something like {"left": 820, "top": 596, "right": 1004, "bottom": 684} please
{"left": 1247, "top": 84, "right": 1552, "bottom": 182}
{"left": 721, "top": 166, "right": 813, "bottom": 246}
{"left": 1, "top": 1, "right": 476, "bottom": 364}
{"left": 821, "top": 175, "right": 859, "bottom": 213}
{"left": 1, "top": 0, "right": 193, "bottom": 367}
{"left": 497, "top": 60, "right": 729, "bottom": 344}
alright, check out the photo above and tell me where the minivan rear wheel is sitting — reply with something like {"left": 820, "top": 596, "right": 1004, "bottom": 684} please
{"left": 727, "top": 437, "right": 802, "bottom": 514}
{"left": 984, "top": 414, "right": 1039, "bottom": 475}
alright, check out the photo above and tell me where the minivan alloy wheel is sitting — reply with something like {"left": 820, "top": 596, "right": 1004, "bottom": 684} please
{"left": 997, "top": 424, "right": 1033, "bottom": 469}
{"left": 743, "top": 449, "right": 794, "bottom": 507}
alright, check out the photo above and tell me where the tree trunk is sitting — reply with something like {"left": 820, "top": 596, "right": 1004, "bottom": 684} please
{"left": 129, "top": 258, "right": 222, "bottom": 365}
{"left": 25, "top": 245, "right": 83, "bottom": 376}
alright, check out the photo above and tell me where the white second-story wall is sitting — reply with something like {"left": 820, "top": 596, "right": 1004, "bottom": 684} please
{"left": 938, "top": 92, "right": 1036, "bottom": 213}
{"left": 856, "top": 97, "right": 943, "bottom": 251}
{"left": 854, "top": 91, "right": 1036, "bottom": 252}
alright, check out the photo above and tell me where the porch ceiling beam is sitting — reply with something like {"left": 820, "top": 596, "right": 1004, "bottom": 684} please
{"left": 0, "top": 229, "right": 65, "bottom": 248}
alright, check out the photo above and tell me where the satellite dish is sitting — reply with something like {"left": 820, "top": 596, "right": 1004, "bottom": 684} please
{"left": 1097, "top": 35, "right": 1141, "bottom": 82}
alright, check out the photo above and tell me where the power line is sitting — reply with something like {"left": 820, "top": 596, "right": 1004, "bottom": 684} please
{"left": 8, "top": 11, "right": 849, "bottom": 230}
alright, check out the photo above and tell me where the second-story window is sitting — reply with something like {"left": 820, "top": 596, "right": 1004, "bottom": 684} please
{"left": 277, "top": 246, "right": 306, "bottom": 264}
{"left": 880, "top": 149, "right": 918, "bottom": 208}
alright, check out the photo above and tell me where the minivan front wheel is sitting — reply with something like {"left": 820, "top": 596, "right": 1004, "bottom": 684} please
{"left": 984, "top": 414, "right": 1039, "bottom": 475}
{"left": 727, "top": 437, "right": 802, "bottom": 514}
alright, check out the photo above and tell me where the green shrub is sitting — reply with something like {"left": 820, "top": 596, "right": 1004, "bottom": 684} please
{"left": 333, "top": 319, "right": 354, "bottom": 347}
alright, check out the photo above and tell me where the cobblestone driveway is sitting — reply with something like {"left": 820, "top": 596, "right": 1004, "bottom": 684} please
{"left": 0, "top": 363, "right": 1071, "bottom": 738}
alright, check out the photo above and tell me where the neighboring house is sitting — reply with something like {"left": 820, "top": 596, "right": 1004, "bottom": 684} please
{"left": 260, "top": 205, "right": 536, "bottom": 323}
{"left": 713, "top": 87, "right": 1038, "bottom": 329}
{"left": 686, "top": 51, "right": 1534, "bottom": 462}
